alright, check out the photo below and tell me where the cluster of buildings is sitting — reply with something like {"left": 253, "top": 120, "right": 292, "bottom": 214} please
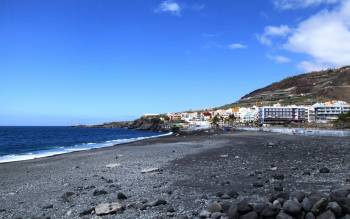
{"left": 165, "top": 100, "right": 350, "bottom": 128}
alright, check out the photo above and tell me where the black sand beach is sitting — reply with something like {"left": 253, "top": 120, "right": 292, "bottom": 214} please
{"left": 1, "top": 131, "right": 350, "bottom": 219}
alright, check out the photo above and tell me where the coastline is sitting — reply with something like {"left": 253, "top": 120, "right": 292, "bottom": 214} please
{"left": 0, "top": 130, "right": 173, "bottom": 164}
{"left": 1, "top": 130, "right": 350, "bottom": 218}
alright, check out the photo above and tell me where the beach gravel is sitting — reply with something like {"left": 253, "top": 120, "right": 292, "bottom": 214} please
{"left": 0, "top": 131, "right": 350, "bottom": 218}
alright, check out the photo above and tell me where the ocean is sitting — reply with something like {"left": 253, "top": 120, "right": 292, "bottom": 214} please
{"left": 0, "top": 126, "right": 171, "bottom": 163}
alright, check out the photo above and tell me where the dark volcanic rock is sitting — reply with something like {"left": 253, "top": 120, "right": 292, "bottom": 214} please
{"left": 283, "top": 200, "right": 302, "bottom": 216}
{"left": 227, "top": 204, "right": 239, "bottom": 219}
{"left": 290, "top": 191, "right": 306, "bottom": 202}
{"left": 274, "top": 184, "right": 284, "bottom": 192}
{"left": 338, "top": 197, "right": 350, "bottom": 214}
{"left": 273, "top": 174, "right": 285, "bottom": 180}
{"left": 228, "top": 190, "right": 239, "bottom": 199}
{"left": 252, "top": 182, "right": 264, "bottom": 188}
{"left": 117, "top": 192, "right": 127, "bottom": 200}
{"left": 261, "top": 205, "right": 280, "bottom": 218}
{"left": 316, "top": 210, "right": 336, "bottom": 219}
{"left": 277, "top": 211, "right": 294, "bottom": 219}
{"left": 93, "top": 189, "right": 107, "bottom": 196}
{"left": 210, "top": 212, "right": 223, "bottom": 219}
{"left": 311, "top": 198, "right": 328, "bottom": 215}
{"left": 42, "top": 204, "right": 53, "bottom": 210}
{"left": 167, "top": 206, "right": 175, "bottom": 213}
{"left": 305, "top": 212, "right": 316, "bottom": 219}
{"left": 79, "top": 208, "right": 94, "bottom": 217}
{"left": 327, "top": 202, "right": 342, "bottom": 217}
{"left": 61, "top": 192, "right": 75, "bottom": 202}
{"left": 303, "top": 197, "right": 314, "bottom": 212}
{"left": 240, "top": 211, "right": 258, "bottom": 219}
{"left": 330, "top": 189, "right": 350, "bottom": 202}
{"left": 319, "top": 167, "right": 330, "bottom": 173}
{"left": 208, "top": 202, "right": 222, "bottom": 213}
{"left": 151, "top": 199, "right": 167, "bottom": 207}
{"left": 237, "top": 201, "right": 253, "bottom": 214}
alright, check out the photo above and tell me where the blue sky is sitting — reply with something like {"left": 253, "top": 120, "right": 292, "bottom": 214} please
{"left": 1, "top": 0, "right": 350, "bottom": 125}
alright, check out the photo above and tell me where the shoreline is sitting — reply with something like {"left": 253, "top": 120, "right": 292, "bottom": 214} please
{"left": 0, "top": 130, "right": 173, "bottom": 164}
{"left": 1, "top": 130, "right": 350, "bottom": 218}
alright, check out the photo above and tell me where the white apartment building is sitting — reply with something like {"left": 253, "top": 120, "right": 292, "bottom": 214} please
{"left": 258, "top": 104, "right": 307, "bottom": 125}
{"left": 238, "top": 107, "right": 259, "bottom": 123}
{"left": 313, "top": 101, "right": 350, "bottom": 123}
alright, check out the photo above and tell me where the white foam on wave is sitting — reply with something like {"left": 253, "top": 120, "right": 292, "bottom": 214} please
{"left": 0, "top": 132, "right": 173, "bottom": 164}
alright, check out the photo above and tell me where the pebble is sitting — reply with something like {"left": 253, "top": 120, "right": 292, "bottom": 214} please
{"left": 227, "top": 205, "right": 238, "bottom": 218}
{"left": 241, "top": 211, "right": 258, "bottom": 219}
{"left": 150, "top": 199, "right": 167, "bottom": 207}
{"left": 61, "top": 192, "right": 75, "bottom": 202}
{"left": 273, "top": 174, "right": 285, "bottom": 180}
{"left": 252, "top": 182, "right": 264, "bottom": 188}
{"left": 41, "top": 204, "right": 53, "bottom": 210}
{"left": 93, "top": 189, "right": 107, "bottom": 196}
{"left": 261, "top": 205, "right": 280, "bottom": 218}
{"left": 167, "top": 206, "right": 176, "bottom": 213}
{"left": 106, "top": 163, "right": 121, "bottom": 168}
{"left": 78, "top": 208, "right": 94, "bottom": 217}
{"left": 305, "top": 212, "right": 316, "bottom": 219}
{"left": 316, "top": 210, "right": 336, "bottom": 219}
{"left": 221, "top": 194, "right": 231, "bottom": 199}
{"left": 141, "top": 168, "right": 160, "bottom": 174}
{"left": 319, "top": 167, "right": 330, "bottom": 173}
{"left": 311, "top": 198, "right": 328, "bottom": 215}
{"left": 210, "top": 212, "right": 223, "bottom": 219}
{"left": 95, "top": 202, "right": 124, "bottom": 216}
{"left": 290, "top": 191, "right": 306, "bottom": 202}
{"left": 228, "top": 190, "right": 239, "bottom": 199}
{"left": 276, "top": 211, "right": 294, "bottom": 219}
{"left": 199, "top": 210, "right": 210, "bottom": 218}
{"left": 327, "top": 202, "right": 342, "bottom": 217}
{"left": 338, "top": 197, "right": 350, "bottom": 214}
{"left": 208, "top": 202, "right": 222, "bottom": 213}
{"left": 302, "top": 197, "right": 313, "bottom": 212}
{"left": 117, "top": 192, "right": 127, "bottom": 200}
{"left": 237, "top": 201, "right": 253, "bottom": 214}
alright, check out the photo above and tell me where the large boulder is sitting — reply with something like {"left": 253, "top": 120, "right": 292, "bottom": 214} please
{"left": 316, "top": 210, "right": 336, "bottom": 219}
{"left": 283, "top": 200, "right": 302, "bottom": 216}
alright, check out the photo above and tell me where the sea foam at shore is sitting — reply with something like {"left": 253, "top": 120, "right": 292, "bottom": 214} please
{"left": 0, "top": 126, "right": 172, "bottom": 163}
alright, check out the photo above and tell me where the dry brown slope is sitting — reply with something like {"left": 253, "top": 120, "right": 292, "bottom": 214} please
{"left": 221, "top": 66, "right": 350, "bottom": 108}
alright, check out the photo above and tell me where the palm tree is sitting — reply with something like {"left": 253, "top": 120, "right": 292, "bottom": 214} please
{"left": 210, "top": 115, "right": 221, "bottom": 129}
{"left": 227, "top": 114, "right": 236, "bottom": 127}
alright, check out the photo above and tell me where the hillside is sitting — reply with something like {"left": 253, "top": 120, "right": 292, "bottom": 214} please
{"left": 221, "top": 66, "right": 350, "bottom": 108}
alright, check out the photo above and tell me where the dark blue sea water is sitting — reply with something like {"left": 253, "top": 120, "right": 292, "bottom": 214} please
{"left": 0, "top": 127, "right": 170, "bottom": 163}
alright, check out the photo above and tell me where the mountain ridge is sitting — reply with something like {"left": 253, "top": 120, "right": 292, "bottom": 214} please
{"left": 219, "top": 66, "right": 350, "bottom": 109}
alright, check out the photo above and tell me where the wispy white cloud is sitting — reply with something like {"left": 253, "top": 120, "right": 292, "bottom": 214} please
{"left": 260, "top": 0, "right": 350, "bottom": 71}
{"left": 297, "top": 61, "right": 330, "bottom": 72}
{"left": 228, "top": 43, "right": 247, "bottom": 49}
{"left": 154, "top": 1, "right": 205, "bottom": 16}
{"left": 257, "top": 25, "right": 291, "bottom": 46}
{"left": 285, "top": 0, "right": 350, "bottom": 70}
{"left": 267, "top": 54, "right": 291, "bottom": 63}
{"left": 272, "top": 0, "right": 339, "bottom": 10}
{"left": 155, "top": 1, "right": 181, "bottom": 16}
